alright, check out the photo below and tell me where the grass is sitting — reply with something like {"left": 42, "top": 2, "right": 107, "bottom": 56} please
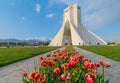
{"left": 78, "top": 45, "right": 120, "bottom": 62}
{"left": 0, "top": 47, "right": 60, "bottom": 67}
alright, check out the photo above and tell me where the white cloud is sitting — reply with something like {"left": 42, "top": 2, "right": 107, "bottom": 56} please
{"left": 46, "top": 13, "right": 56, "bottom": 18}
{"left": 82, "top": 0, "right": 120, "bottom": 29}
{"left": 36, "top": 4, "right": 41, "bottom": 13}
{"left": 22, "top": 17, "right": 26, "bottom": 21}
{"left": 48, "top": 0, "right": 120, "bottom": 29}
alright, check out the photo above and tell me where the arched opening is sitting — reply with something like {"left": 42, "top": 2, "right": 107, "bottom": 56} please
{"left": 62, "top": 20, "right": 72, "bottom": 45}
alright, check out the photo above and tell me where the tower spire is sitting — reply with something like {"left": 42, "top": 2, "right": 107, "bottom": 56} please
{"left": 49, "top": 4, "right": 107, "bottom": 46}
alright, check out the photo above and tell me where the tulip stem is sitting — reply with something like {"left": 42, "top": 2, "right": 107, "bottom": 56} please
{"left": 101, "top": 65, "right": 104, "bottom": 83}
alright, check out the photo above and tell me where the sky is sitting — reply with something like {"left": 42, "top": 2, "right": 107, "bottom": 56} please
{"left": 0, "top": 0, "right": 120, "bottom": 42}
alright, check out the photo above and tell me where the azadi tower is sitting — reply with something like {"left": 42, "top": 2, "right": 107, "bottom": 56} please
{"left": 49, "top": 4, "right": 107, "bottom": 46}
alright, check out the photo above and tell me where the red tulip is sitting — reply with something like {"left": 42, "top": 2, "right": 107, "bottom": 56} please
{"left": 84, "top": 61, "right": 92, "bottom": 69}
{"left": 69, "top": 60, "right": 76, "bottom": 67}
{"left": 53, "top": 68, "right": 60, "bottom": 76}
{"left": 29, "top": 76, "right": 34, "bottom": 81}
{"left": 29, "top": 72, "right": 36, "bottom": 81}
{"left": 92, "top": 68, "right": 97, "bottom": 73}
{"left": 35, "top": 72, "right": 41, "bottom": 80}
{"left": 69, "top": 57, "right": 76, "bottom": 61}
{"left": 86, "top": 75, "right": 93, "bottom": 83}
{"left": 61, "top": 63, "right": 69, "bottom": 70}
{"left": 60, "top": 73, "right": 71, "bottom": 81}
{"left": 48, "top": 60, "right": 55, "bottom": 66}
{"left": 39, "top": 56, "right": 45, "bottom": 60}
{"left": 85, "top": 73, "right": 96, "bottom": 83}
{"left": 61, "top": 64, "right": 65, "bottom": 70}
{"left": 37, "top": 75, "right": 47, "bottom": 83}
{"left": 78, "top": 55, "right": 84, "bottom": 61}
{"left": 73, "top": 51, "right": 78, "bottom": 54}
{"left": 56, "top": 50, "right": 60, "bottom": 52}
{"left": 29, "top": 72, "right": 46, "bottom": 83}
{"left": 84, "top": 59, "right": 91, "bottom": 62}
{"left": 46, "top": 53, "right": 51, "bottom": 57}
{"left": 95, "top": 63, "right": 100, "bottom": 68}
{"left": 53, "top": 57, "right": 58, "bottom": 62}
{"left": 60, "top": 74, "right": 66, "bottom": 81}
{"left": 59, "top": 55, "right": 64, "bottom": 59}
{"left": 52, "top": 54, "right": 57, "bottom": 57}
{"left": 105, "top": 62, "right": 111, "bottom": 68}
{"left": 64, "top": 63, "right": 69, "bottom": 67}
{"left": 22, "top": 72, "right": 27, "bottom": 77}
{"left": 66, "top": 76, "right": 70, "bottom": 80}
{"left": 64, "top": 56, "right": 69, "bottom": 60}
{"left": 41, "top": 60, "right": 47, "bottom": 66}
{"left": 100, "top": 60, "right": 104, "bottom": 66}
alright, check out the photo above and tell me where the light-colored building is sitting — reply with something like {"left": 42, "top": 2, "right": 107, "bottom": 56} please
{"left": 49, "top": 4, "right": 107, "bottom": 46}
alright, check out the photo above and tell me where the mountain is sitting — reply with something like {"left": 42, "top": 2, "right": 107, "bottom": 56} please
{"left": 0, "top": 38, "right": 51, "bottom": 43}
{"left": 0, "top": 39, "right": 21, "bottom": 43}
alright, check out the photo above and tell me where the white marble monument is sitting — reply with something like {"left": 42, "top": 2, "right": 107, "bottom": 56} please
{"left": 49, "top": 4, "right": 107, "bottom": 46}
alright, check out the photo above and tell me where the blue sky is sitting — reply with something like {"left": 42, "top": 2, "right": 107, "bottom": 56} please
{"left": 0, "top": 0, "right": 120, "bottom": 42}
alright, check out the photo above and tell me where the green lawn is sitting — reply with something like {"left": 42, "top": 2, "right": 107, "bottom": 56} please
{"left": 78, "top": 45, "right": 120, "bottom": 62}
{"left": 0, "top": 47, "right": 60, "bottom": 67}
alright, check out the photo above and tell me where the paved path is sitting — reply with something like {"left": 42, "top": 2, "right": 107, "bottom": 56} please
{"left": 0, "top": 47, "right": 120, "bottom": 83}
{"left": 74, "top": 47, "right": 120, "bottom": 83}
{"left": 0, "top": 48, "right": 64, "bottom": 83}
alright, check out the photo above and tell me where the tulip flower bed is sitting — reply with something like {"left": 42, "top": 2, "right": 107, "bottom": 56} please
{"left": 22, "top": 46, "right": 111, "bottom": 83}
